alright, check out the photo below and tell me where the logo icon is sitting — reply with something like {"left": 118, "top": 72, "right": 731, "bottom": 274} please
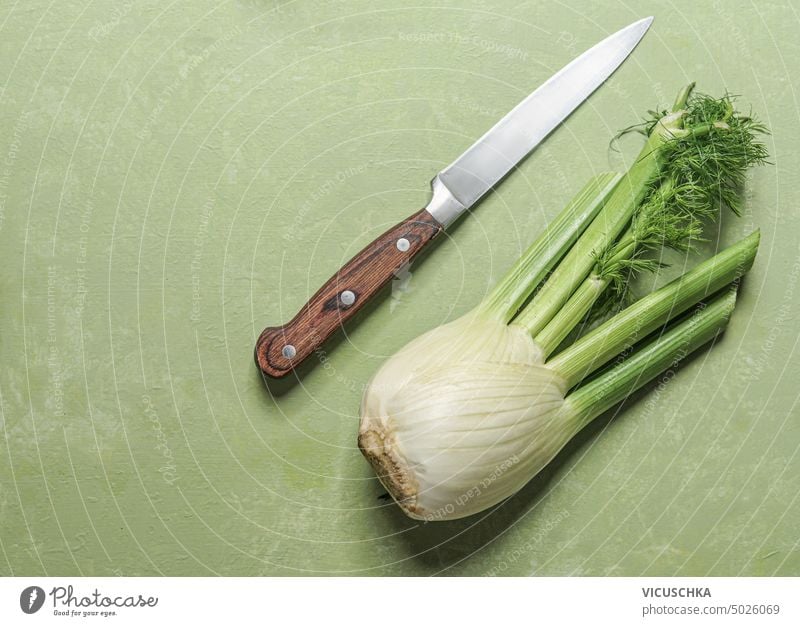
{"left": 20, "top": 586, "right": 45, "bottom": 614}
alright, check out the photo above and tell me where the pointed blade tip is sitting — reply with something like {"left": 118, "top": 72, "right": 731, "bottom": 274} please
{"left": 615, "top": 17, "right": 653, "bottom": 53}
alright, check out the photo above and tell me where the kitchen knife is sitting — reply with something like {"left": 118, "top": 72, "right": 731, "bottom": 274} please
{"left": 256, "top": 17, "right": 653, "bottom": 379}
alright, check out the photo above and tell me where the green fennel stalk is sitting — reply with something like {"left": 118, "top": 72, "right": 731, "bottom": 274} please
{"left": 566, "top": 287, "right": 738, "bottom": 428}
{"left": 479, "top": 172, "right": 622, "bottom": 322}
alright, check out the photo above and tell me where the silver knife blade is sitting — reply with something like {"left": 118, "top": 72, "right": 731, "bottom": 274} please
{"left": 427, "top": 17, "right": 653, "bottom": 227}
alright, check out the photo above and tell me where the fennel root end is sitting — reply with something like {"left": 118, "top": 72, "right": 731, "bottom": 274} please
{"left": 358, "top": 427, "right": 423, "bottom": 519}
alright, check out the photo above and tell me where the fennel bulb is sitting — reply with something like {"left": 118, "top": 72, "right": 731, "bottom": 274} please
{"left": 360, "top": 312, "right": 563, "bottom": 519}
{"left": 359, "top": 85, "right": 766, "bottom": 521}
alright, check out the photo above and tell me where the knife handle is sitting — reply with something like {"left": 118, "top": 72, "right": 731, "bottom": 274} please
{"left": 255, "top": 208, "right": 444, "bottom": 378}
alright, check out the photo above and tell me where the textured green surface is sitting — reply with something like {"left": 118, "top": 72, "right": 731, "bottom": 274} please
{"left": 1, "top": 0, "right": 798, "bottom": 576}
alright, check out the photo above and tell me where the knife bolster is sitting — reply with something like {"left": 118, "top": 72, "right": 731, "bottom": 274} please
{"left": 425, "top": 175, "right": 467, "bottom": 229}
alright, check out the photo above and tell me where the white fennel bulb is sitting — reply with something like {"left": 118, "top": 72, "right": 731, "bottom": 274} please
{"left": 359, "top": 312, "right": 574, "bottom": 520}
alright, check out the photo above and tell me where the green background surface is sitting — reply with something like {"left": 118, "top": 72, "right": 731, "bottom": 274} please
{"left": 1, "top": 0, "right": 798, "bottom": 576}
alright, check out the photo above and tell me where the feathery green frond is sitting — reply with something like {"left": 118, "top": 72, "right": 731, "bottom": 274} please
{"left": 591, "top": 90, "right": 768, "bottom": 316}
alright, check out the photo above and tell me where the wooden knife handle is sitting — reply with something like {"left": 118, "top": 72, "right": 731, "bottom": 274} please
{"left": 255, "top": 208, "right": 444, "bottom": 378}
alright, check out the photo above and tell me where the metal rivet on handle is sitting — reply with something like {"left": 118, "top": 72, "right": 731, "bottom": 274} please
{"left": 396, "top": 238, "right": 410, "bottom": 252}
{"left": 340, "top": 290, "right": 356, "bottom": 306}
{"left": 281, "top": 344, "right": 296, "bottom": 359}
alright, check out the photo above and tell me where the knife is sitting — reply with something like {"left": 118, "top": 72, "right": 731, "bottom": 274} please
{"left": 255, "top": 17, "right": 653, "bottom": 379}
